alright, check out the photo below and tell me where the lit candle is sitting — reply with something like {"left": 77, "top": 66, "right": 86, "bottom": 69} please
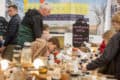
{"left": 33, "top": 58, "right": 44, "bottom": 69}
{"left": 0, "top": 59, "right": 9, "bottom": 71}
{"left": 0, "top": 60, "right": 9, "bottom": 80}
{"left": 32, "top": 58, "right": 45, "bottom": 80}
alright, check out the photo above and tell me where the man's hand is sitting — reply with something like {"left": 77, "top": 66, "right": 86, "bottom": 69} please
{"left": 0, "top": 47, "right": 6, "bottom": 53}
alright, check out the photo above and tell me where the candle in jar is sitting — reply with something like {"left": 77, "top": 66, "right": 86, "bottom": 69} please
{"left": 0, "top": 59, "right": 9, "bottom": 71}
{"left": 33, "top": 58, "right": 44, "bottom": 69}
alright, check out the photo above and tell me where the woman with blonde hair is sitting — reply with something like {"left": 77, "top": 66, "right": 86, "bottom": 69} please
{"left": 99, "top": 30, "right": 115, "bottom": 54}
{"left": 82, "top": 12, "right": 120, "bottom": 79}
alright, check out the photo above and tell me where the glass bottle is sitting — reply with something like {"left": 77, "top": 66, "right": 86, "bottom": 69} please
{"left": 47, "top": 53, "right": 55, "bottom": 66}
{"left": 21, "top": 42, "right": 32, "bottom": 65}
{"left": 13, "top": 45, "right": 22, "bottom": 63}
{"left": 52, "top": 65, "right": 61, "bottom": 80}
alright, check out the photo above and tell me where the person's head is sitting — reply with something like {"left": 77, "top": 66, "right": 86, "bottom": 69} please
{"left": 41, "top": 24, "right": 50, "bottom": 40}
{"left": 43, "top": 24, "right": 49, "bottom": 32}
{"left": 8, "top": 5, "right": 18, "bottom": 17}
{"left": 112, "top": 12, "right": 120, "bottom": 31}
{"left": 47, "top": 37, "right": 60, "bottom": 52}
{"left": 39, "top": 3, "right": 51, "bottom": 16}
{"left": 102, "top": 30, "right": 115, "bottom": 45}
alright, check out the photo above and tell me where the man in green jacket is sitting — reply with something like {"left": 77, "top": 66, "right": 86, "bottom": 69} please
{"left": 17, "top": 3, "right": 51, "bottom": 46}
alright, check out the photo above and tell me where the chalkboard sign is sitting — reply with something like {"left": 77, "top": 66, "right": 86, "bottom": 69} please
{"left": 73, "top": 17, "right": 89, "bottom": 47}
{"left": 0, "top": 17, "right": 8, "bottom": 36}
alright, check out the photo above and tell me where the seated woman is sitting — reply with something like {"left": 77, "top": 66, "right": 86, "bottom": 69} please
{"left": 31, "top": 37, "right": 60, "bottom": 60}
{"left": 99, "top": 30, "right": 115, "bottom": 54}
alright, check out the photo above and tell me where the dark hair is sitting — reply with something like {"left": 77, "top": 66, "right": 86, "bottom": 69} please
{"left": 8, "top": 5, "right": 18, "bottom": 10}
{"left": 43, "top": 24, "right": 49, "bottom": 31}
{"left": 48, "top": 37, "right": 60, "bottom": 49}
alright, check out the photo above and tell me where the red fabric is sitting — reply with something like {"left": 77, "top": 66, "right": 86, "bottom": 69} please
{"left": 99, "top": 40, "right": 106, "bottom": 54}
{"left": 54, "top": 51, "right": 61, "bottom": 64}
{"left": 55, "top": 59, "right": 61, "bottom": 64}
{"left": 54, "top": 51, "right": 59, "bottom": 56}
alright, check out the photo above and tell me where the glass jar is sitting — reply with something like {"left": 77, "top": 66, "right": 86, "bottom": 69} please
{"left": 13, "top": 45, "right": 22, "bottom": 63}
{"left": 21, "top": 42, "right": 32, "bottom": 65}
{"left": 52, "top": 65, "right": 61, "bottom": 80}
{"left": 47, "top": 54, "right": 55, "bottom": 66}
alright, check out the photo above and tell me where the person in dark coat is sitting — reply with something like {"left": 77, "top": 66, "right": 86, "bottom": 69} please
{"left": 82, "top": 12, "right": 120, "bottom": 80}
{"left": 0, "top": 16, "right": 8, "bottom": 38}
{"left": 0, "top": 5, "right": 21, "bottom": 60}
{"left": 17, "top": 3, "right": 51, "bottom": 46}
